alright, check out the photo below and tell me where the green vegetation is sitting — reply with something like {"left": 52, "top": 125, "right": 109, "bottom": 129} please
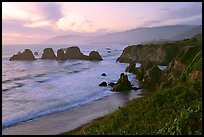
{"left": 66, "top": 80, "right": 201, "bottom": 135}
{"left": 63, "top": 36, "right": 202, "bottom": 135}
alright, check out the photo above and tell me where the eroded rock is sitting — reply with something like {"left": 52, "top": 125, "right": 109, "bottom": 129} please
{"left": 88, "top": 51, "right": 103, "bottom": 61}
{"left": 112, "top": 73, "right": 132, "bottom": 92}
{"left": 41, "top": 48, "right": 56, "bottom": 60}
{"left": 57, "top": 49, "right": 66, "bottom": 60}
{"left": 10, "top": 49, "right": 36, "bottom": 61}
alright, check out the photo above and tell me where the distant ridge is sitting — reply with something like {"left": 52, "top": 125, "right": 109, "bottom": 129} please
{"left": 43, "top": 25, "right": 202, "bottom": 45}
{"left": 171, "top": 25, "right": 202, "bottom": 40}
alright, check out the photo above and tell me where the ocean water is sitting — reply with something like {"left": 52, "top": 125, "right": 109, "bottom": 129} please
{"left": 2, "top": 44, "right": 140, "bottom": 129}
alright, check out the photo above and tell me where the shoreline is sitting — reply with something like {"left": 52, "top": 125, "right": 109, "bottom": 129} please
{"left": 2, "top": 90, "right": 142, "bottom": 135}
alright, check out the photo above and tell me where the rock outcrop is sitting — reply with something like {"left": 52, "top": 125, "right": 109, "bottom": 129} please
{"left": 101, "top": 73, "right": 106, "bottom": 76}
{"left": 41, "top": 48, "right": 56, "bottom": 60}
{"left": 57, "top": 49, "right": 66, "bottom": 60}
{"left": 10, "top": 49, "right": 36, "bottom": 61}
{"left": 65, "top": 46, "right": 88, "bottom": 60}
{"left": 112, "top": 73, "right": 132, "bottom": 92}
{"left": 125, "top": 62, "right": 136, "bottom": 73}
{"left": 99, "top": 81, "right": 107, "bottom": 86}
{"left": 34, "top": 52, "right": 39, "bottom": 55}
{"left": 117, "top": 45, "right": 167, "bottom": 65}
{"left": 116, "top": 42, "right": 189, "bottom": 65}
{"left": 142, "top": 66, "right": 162, "bottom": 87}
{"left": 88, "top": 51, "right": 103, "bottom": 61}
{"left": 65, "top": 46, "right": 103, "bottom": 61}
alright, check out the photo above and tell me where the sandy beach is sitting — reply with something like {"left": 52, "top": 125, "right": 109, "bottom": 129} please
{"left": 2, "top": 90, "right": 142, "bottom": 135}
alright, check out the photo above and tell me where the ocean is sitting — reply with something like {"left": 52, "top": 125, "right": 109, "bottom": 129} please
{"left": 2, "top": 44, "right": 141, "bottom": 129}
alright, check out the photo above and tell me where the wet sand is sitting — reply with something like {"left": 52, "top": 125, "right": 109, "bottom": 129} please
{"left": 2, "top": 90, "right": 142, "bottom": 135}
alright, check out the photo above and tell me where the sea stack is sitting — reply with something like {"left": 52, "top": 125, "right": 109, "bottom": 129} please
{"left": 57, "top": 49, "right": 66, "bottom": 60}
{"left": 41, "top": 48, "right": 56, "bottom": 60}
{"left": 66, "top": 46, "right": 88, "bottom": 60}
{"left": 88, "top": 51, "right": 103, "bottom": 61}
{"left": 10, "top": 49, "right": 36, "bottom": 61}
{"left": 112, "top": 73, "right": 132, "bottom": 92}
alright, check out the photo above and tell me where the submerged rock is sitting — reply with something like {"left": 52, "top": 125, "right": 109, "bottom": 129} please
{"left": 88, "top": 51, "right": 103, "bottom": 61}
{"left": 10, "top": 49, "right": 36, "bottom": 61}
{"left": 41, "top": 48, "right": 56, "bottom": 60}
{"left": 57, "top": 49, "right": 66, "bottom": 60}
{"left": 99, "top": 81, "right": 107, "bottom": 86}
{"left": 112, "top": 73, "right": 132, "bottom": 92}
{"left": 66, "top": 46, "right": 88, "bottom": 60}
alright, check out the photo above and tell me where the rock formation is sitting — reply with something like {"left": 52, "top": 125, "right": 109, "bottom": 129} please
{"left": 34, "top": 52, "right": 39, "bottom": 55}
{"left": 112, "top": 73, "right": 132, "bottom": 92}
{"left": 99, "top": 81, "right": 107, "bottom": 86}
{"left": 41, "top": 48, "right": 56, "bottom": 60}
{"left": 10, "top": 49, "right": 36, "bottom": 61}
{"left": 142, "top": 66, "right": 162, "bottom": 88}
{"left": 88, "top": 51, "right": 103, "bottom": 61}
{"left": 101, "top": 73, "right": 106, "bottom": 76}
{"left": 125, "top": 62, "right": 136, "bottom": 73}
{"left": 65, "top": 46, "right": 88, "bottom": 60}
{"left": 116, "top": 42, "right": 189, "bottom": 65}
{"left": 57, "top": 49, "right": 66, "bottom": 60}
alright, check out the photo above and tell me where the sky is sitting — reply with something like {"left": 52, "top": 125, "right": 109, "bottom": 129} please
{"left": 2, "top": 2, "right": 202, "bottom": 45}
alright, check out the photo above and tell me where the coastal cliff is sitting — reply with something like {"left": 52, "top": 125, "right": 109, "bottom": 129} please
{"left": 117, "top": 36, "right": 201, "bottom": 65}
{"left": 66, "top": 35, "right": 202, "bottom": 135}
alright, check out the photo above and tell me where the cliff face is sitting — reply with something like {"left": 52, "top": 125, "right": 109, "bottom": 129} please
{"left": 117, "top": 35, "right": 201, "bottom": 65}
{"left": 124, "top": 36, "right": 202, "bottom": 89}
{"left": 117, "top": 45, "right": 167, "bottom": 65}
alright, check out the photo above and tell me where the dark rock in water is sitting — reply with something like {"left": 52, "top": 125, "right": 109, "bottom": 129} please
{"left": 106, "top": 48, "right": 111, "bottom": 50}
{"left": 66, "top": 46, "right": 88, "bottom": 60}
{"left": 88, "top": 51, "right": 103, "bottom": 61}
{"left": 57, "top": 49, "right": 66, "bottom": 60}
{"left": 34, "top": 52, "right": 39, "bottom": 55}
{"left": 65, "top": 47, "right": 102, "bottom": 61}
{"left": 112, "top": 73, "right": 132, "bottom": 92}
{"left": 41, "top": 48, "right": 56, "bottom": 60}
{"left": 101, "top": 73, "right": 106, "bottom": 76}
{"left": 99, "top": 81, "right": 107, "bottom": 86}
{"left": 10, "top": 49, "right": 36, "bottom": 61}
{"left": 107, "top": 51, "right": 111, "bottom": 53}
{"left": 108, "top": 82, "right": 115, "bottom": 87}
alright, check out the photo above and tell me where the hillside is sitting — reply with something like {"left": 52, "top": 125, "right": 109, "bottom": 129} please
{"left": 43, "top": 25, "right": 201, "bottom": 45}
{"left": 42, "top": 35, "right": 90, "bottom": 45}
{"left": 64, "top": 36, "right": 202, "bottom": 135}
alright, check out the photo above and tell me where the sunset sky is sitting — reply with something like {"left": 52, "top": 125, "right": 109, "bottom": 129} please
{"left": 2, "top": 2, "right": 202, "bottom": 44}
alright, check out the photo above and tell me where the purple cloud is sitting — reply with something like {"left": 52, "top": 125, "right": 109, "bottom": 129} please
{"left": 37, "top": 3, "right": 63, "bottom": 21}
